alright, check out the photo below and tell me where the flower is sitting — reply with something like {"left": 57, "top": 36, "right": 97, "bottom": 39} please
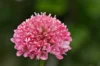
{"left": 11, "top": 12, "right": 72, "bottom": 60}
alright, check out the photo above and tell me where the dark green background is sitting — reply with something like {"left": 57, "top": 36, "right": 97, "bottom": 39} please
{"left": 0, "top": 0, "right": 100, "bottom": 66}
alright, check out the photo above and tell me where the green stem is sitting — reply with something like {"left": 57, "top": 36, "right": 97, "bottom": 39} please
{"left": 40, "top": 60, "right": 45, "bottom": 66}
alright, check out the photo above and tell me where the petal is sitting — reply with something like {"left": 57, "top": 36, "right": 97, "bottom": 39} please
{"left": 50, "top": 46, "right": 60, "bottom": 55}
{"left": 29, "top": 54, "right": 35, "bottom": 59}
{"left": 36, "top": 54, "right": 41, "bottom": 60}
{"left": 17, "top": 45, "right": 24, "bottom": 50}
{"left": 61, "top": 41, "right": 70, "bottom": 48}
{"left": 14, "top": 45, "right": 17, "bottom": 49}
{"left": 10, "top": 38, "right": 14, "bottom": 43}
{"left": 46, "top": 44, "right": 51, "bottom": 52}
{"left": 16, "top": 51, "right": 23, "bottom": 56}
{"left": 23, "top": 52, "right": 29, "bottom": 57}
{"left": 56, "top": 55, "right": 63, "bottom": 60}
{"left": 40, "top": 51, "right": 48, "bottom": 60}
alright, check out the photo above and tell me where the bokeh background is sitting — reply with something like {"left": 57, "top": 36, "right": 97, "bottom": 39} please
{"left": 0, "top": 0, "right": 100, "bottom": 66}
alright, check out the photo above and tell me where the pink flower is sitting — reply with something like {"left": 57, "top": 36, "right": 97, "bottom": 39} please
{"left": 11, "top": 12, "right": 72, "bottom": 60}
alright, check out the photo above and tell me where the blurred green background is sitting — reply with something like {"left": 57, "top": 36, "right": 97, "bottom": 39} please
{"left": 0, "top": 0, "right": 100, "bottom": 66}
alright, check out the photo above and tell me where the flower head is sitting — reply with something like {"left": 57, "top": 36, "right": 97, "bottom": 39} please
{"left": 11, "top": 12, "right": 72, "bottom": 60}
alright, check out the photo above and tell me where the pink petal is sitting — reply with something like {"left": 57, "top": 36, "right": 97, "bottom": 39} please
{"left": 29, "top": 54, "right": 35, "bottom": 59}
{"left": 56, "top": 55, "right": 63, "bottom": 60}
{"left": 40, "top": 51, "right": 48, "bottom": 60}
{"left": 61, "top": 41, "right": 70, "bottom": 48}
{"left": 16, "top": 51, "right": 23, "bottom": 56}
{"left": 23, "top": 52, "right": 29, "bottom": 57}
{"left": 50, "top": 46, "right": 60, "bottom": 55}
{"left": 10, "top": 38, "right": 14, "bottom": 43}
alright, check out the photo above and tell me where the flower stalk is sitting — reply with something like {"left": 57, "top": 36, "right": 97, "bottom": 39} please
{"left": 40, "top": 60, "right": 45, "bottom": 66}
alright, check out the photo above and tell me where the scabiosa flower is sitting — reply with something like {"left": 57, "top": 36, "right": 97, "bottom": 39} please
{"left": 11, "top": 12, "right": 72, "bottom": 60}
